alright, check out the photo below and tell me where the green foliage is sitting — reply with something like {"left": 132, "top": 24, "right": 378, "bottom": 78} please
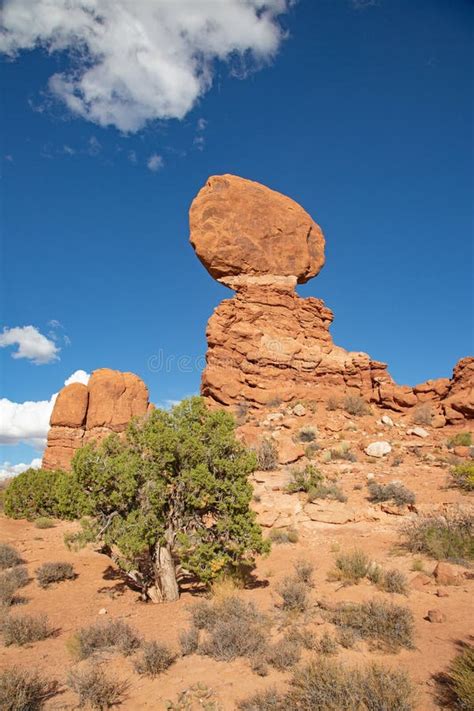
{"left": 67, "top": 398, "right": 267, "bottom": 598}
{"left": 0, "top": 668, "right": 57, "bottom": 711}
{"left": 330, "top": 549, "right": 370, "bottom": 585}
{"left": 268, "top": 527, "right": 299, "bottom": 545}
{"left": 4, "top": 468, "right": 91, "bottom": 521}
{"left": 34, "top": 517, "right": 55, "bottom": 529}
{"left": 451, "top": 463, "right": 474, "bottom": 491}
{"left": 402, "top": 511, "right": 474, "bottom": 562}
{"left": 448, "top": 432, "right": 472, "bottom": 448}
{"left": 444, "top": 644, "right": 474, "bottom": 710}
{"left": 287, "top": 464, "right": 323, "bottom": 494}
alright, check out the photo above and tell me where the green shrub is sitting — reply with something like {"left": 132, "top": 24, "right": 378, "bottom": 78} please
{"left": 70, "top": 398, "right": 268, "bottom": 602}
{"left": 70, "top": 619, "right": 141, "bottom": 659}
{"left": 4, "top": 468, "right": 91, "bottom": 521}
{"left": 343, "top": 395, "right": 370, "bottom": 417}
{"left": 402, "top": 511, "right": 474, "bottom": 562}
{"left": 34, "top": 517, "right": 55, "bottom": 529}
{"left": 448, "top": 432, "right": 473, "bottom": 448}
{"left": 268, "top": 527, "right": 299, "bottom": 545}
{"left": 451, "top": 463, "right": 474, "bottom": 492}
{"left": 134, "top": 640, "right": 175, "bottom": 676}
{"left": 1, "top": 613, "right": 53, "bottom": 646}
{"left": 330, "top": 599, "right": 415, "bottom": 651}
{"left": 367, "top": 481, "right": 415, "bottom": 507}
{"left": 0, "top": 566, "right": 29, "bottom": 606}
{"left": 330, "top": 549, "right": 370, "bottom": 585}
{"left": 0, "top": 668, "right": 57, "bottom": 711}
{"left": 307, "top": 481, "right": 347, "bottom": 503}
{"left": 67, "top": 665, "right": 128, "bottom": 710}
{"left": 36, "top": 562, "right": 75, "bottom": 588}
{"left": 287, "top": 464, "right": 322, "bottom": 494}
{"left": 257, "top": 438, "right": 279, "bottom": 471}
{"left": 443, "top": 644, "right": 474, "bottom": 710}
{"left": 0, "top": 544, "right": 23, "bottom": 570}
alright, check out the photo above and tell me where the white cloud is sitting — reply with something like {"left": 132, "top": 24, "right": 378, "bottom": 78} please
{"left": 0, "top": 370, "right": 90, "bottom": 449}
{"left": 0, "top": 458, "right": 42, "bottom": 482}
{"left": 147, "top": 153, "right": 164, "bottom": 172}
{"left": 0, "top": 325, "right": 60, "bottom": 365}
{"left": 0, "top": 0, "right": 292, "bottom": 132}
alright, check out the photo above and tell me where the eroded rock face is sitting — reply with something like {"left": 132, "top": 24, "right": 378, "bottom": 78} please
{"left": 189, "top": 174, "right": 325, "bottom": 286}
{"left": 190, "top": 174, "right": 472, "bottom": 423}
{"left": 43, "top": 368, "right": 150, "bottom": 471}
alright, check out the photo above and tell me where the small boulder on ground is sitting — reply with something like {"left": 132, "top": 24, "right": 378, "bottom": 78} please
{"left": 365, "top": 441, "right": 392, "bottom": 458}
{"left": 407, "top": 427, "right": 429, "bottom": 438}
{"left": 433, "top": 562, "right": 464, "bottom": 586}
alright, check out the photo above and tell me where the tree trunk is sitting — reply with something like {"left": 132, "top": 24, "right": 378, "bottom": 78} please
{"left": 148, "top": 544, "right": 179, "bottom": 603}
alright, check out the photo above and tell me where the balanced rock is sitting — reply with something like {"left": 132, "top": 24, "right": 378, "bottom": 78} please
{"left": 189, "top": 174, "right": 325, "bottom": 287}
{"left": 43, "top": 368, "right": 150, "bottom": 471}
{"left": 190, "top": 174, "right": 473, "bottom": 422}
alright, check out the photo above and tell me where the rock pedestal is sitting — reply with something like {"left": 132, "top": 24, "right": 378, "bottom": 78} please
{"left": 190, "top": 174, "right": 473, "bottom": 422}
{"left": 42, "top": 368, "right": 150, "bottom": 470}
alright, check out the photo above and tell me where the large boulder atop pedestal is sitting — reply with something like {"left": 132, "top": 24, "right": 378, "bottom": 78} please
{"left": 189, "top": 174, "right": 325, "bottom": 286}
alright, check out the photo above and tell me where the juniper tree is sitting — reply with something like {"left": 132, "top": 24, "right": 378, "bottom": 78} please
{"left": 70, "top": 397, "right": 268, "bottom": 602}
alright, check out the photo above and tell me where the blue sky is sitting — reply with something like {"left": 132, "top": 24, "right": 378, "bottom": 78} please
{"left": 0, "top": 0, "right": 472, "bottom": 472}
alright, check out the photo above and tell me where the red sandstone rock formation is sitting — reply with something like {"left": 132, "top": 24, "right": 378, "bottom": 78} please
{"left": 190, "top": 174, "right": 473, "bottom": 423}
{"left": 43, "top": 368, "right": 150, "bottom": 470}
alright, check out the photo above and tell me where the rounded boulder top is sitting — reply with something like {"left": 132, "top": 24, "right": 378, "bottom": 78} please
{"left": 189, "top": 174, "right": 325, "bottom": 287}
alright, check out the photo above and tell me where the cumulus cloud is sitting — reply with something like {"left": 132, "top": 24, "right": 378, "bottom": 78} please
{"left": 0, "top": 325, "right": 60, "bottom": 364}
{"left": 0, "top": 458, "right": 42, "bottom": 482}
{"left": 0, "top": 370, "right": 90, "bottom": 449}
{"left": 147, "top": 153, "right": 164, "bottom": 172}
{"left": 0, "top": 0, "right": 292, "bottom": 132}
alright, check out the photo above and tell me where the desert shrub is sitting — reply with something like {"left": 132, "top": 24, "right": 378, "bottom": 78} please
{"left": 367, "top": 481, "right": 415, "bottom": 507}
{"left": 343, "top": 395, "right": 370, "bottom": 417}
{"left": 359, "top": 663, "right": 416, "bottom": 711}
{"left": 0, "top": 543, "right": 23, "bottom": 570}
{"left": 330, "top": 549, "right": 370, "bottom": 585}
{"left": 318, "top": 631, "right": 338, "bottom": 655}
{"left": 402, "top": 511, "right": 474, "bottom": 562}
{"left": 442, "top": 644, "right": 474, "bottom": 710}
{"left": 286, "top": 626, "right": 317, "bottom": 650}
{"left": 189, "top": 600, "right": 217, "bottom": 629}
{"left": 238, "top": 687, "right": 284, "bottom": 711}
{"left": 34, "top": 517, "right": 55, "bottom": 529}
{"left": 235, "top": 401, "right": 250, "bottom": 422}
{"left": 451, "top": 463, "right": 474, "bottom": 492}
{"left": 307, "top": 481, "right": 347, "bottom": 503}
{"left": 326, "top": 396, "right": 340, "bottom": 411}
{"left": 4, "top": 468, "right": 91, "bottom": 521}
{"left": 71, "top": 619, "right": 141, "bottom": 659}
{"left": 277, "top": 576, "right": 309, "bottom": 612}
{"left": 293, "top": 559, "right": 314, "bottom": 586}
{"left": 298, "top": 427, "right": 317, "bottom": 443}
{"left": 257, "top": 438, "right": 279, "bottom": 471}
{"left": 0, "top": 566, "right": 29, "bottom": 606}
{"left": 266, "top": 635, "right": 301, "bottom": 670}
{"left": 305, "top": 442, "right": 320, "bottom": 459}
{"left": 67, "top": 665, "right": 128, "bottom": 710}
{"left": 198, "top": 595, "right": 267, "bottom": 662}
{"left": 337, "top": 627, "right": 357, "bottom": 649}
{"left": 412, "top": 404, "right": 433, "bottom": 426}
{"left": 69, "top": 398, "right": 268, "bottom": 602}
{"left": 179, "top": 626, "right": 199, "bottom": 655}
{"left": 379, "top": 568, "right": 408, "bottom": 595}
{"left": 36, "top": 561, "right": 75, "bottom": 588}
{"left": 0, "top": 668, "right": 57, "bottom": 711}
{"left": 249, "top": 653, "right": 269, "bottom": 676}
{"left": 448, "top": 432, "right": 473, "bottom": 448}
{"left": 287, "top": 464, "right": 322, "bottom": 493}
{"left": 134, "top": 640, "right": 175, "bottom": 676}
{"left": 330, "top": 599, "right": 415, "bottom": 651}
{"left": 328, "top": 441, "right": 357, "bottom": 462}
{"left": 268, "top": 527, "right": 299, "bottom": 545}
{"left": 1, "top": 613, "right": 53, "bottom": 646}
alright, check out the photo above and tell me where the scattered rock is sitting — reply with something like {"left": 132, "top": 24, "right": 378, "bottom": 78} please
{"left": 427, "top": 609, "right": 446, "bottom": 623}
{"left": 453, "top": 445, "right": 470, "bottom": 458}
{"left": 407, "top": 427, "right": 429, "bottom": 438}
{"left": 381, "top": 415, "right": 394, "bottom": 427}
{"left": 433, "top": 562, "right": 464, "bottom": 586}
{"left": 274, "top": 435, "right": 305, "bottom": 464}
{"left": 410, "top": 573, "right": 432, "bottom": 591}
{"left": 292, "top": 403, "right": 306, "bottom": 417}
{"left": 436, "top": 589, "right": 449, "bottom": 598}
{"left": 98, "top": 608, "right": 107, "bottom": 615}
{"left": 365, "top": 441, "right": 392, "bottom": 458}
